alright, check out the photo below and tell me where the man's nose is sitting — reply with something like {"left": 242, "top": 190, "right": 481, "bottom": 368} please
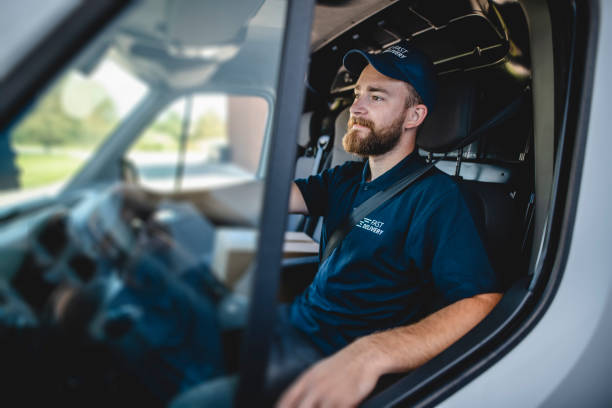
{"left": 350, "top": 96, "right": 366, "bottom": 117}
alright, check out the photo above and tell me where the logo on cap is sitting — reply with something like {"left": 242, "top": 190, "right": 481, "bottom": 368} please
{"left": 383, "top": 45, "right": 409, "bottom": 59}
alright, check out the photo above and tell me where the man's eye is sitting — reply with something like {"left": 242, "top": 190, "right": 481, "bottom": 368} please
{"left": 372, "top": 95, "right": 383, "bottom": 101}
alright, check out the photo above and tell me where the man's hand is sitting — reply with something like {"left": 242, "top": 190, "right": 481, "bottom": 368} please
{"left": 276, "top": 338, "right": 385, "bottom": 408}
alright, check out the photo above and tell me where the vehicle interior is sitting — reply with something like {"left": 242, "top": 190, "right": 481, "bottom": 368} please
{"left": 0, "top": 0, "right": 578, "bottom": 406}
{"left": 283, "top": 1, "right": 544, "bottom": 404}
{"left": 286, "top": 0, "right": 534, "bottom": 295}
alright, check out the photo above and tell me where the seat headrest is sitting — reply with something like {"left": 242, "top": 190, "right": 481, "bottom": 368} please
{"left": 416, "top": 77, "right": 476, "bottom": 153}
{"left": 298, "top": 111, "right": 313, "bottom": 148}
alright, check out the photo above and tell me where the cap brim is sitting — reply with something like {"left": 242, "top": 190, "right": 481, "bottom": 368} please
{"left": 343, "top": 49, "right": 371, "bottom": 76}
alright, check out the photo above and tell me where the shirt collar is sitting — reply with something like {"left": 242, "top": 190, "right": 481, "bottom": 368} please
{"left": 360, "top": 150, "right": 426, "bottom": 190}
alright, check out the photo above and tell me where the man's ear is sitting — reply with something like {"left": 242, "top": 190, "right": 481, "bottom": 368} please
{"left": 403, "top": 104, "right": 428, "bottom": 130}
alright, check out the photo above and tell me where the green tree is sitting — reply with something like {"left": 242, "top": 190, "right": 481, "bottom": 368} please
{"left": 191, "top": 110, "right": 226, "bottom": 141}
{"left": 151, "top": 110, "right": 183, "bottom": 141}
{"left": 12, "top": 83, "right": 82, "bottom": 151}
{"left": 11, "top": 77, "right": 119, "bottom": 150}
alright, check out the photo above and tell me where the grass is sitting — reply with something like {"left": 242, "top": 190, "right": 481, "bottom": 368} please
{"left": 16, "top": 151, "right": 85, "bottom": 189}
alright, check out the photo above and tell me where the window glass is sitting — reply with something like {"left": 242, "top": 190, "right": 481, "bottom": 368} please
{"left": 0, "top": 0, "right": 288, "bottom": 405}
{"left": 126, "top": 94, "right": 268, "bottom": 191}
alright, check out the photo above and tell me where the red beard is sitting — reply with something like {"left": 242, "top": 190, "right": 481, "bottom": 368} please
{"left": 343, "top": 114, "right": 405, "bottom": 156}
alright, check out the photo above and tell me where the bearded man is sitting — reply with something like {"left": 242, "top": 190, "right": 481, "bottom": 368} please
{"left": 278, "top": 41, "right": 502, "bottom": 407}
{"left": 171, "top": 41, "right": 501, "bottom": 408}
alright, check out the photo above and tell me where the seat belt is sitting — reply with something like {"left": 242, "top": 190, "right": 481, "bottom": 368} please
{"left": 311, "top": 135, "right": 331, "bottom": 175}
{"left": 321, "top": 161, "right": 437, "bottom": 262}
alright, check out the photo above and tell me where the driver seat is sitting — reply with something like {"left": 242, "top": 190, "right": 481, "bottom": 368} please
{"left": 281, "top": 72, "right": 527, "bottom": 299}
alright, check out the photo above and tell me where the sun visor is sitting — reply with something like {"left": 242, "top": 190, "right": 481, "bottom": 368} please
{"left": 166, "top": 0, "right": 264, "bottom": 49}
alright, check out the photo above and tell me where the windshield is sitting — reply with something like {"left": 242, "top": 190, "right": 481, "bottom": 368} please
{"left": 0, "top": 0, "right": 290, "bottom": 405}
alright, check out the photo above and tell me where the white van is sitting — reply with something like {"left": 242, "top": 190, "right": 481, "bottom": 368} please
{"left": 0, "top": 0, "right": 610, "bottom": 406}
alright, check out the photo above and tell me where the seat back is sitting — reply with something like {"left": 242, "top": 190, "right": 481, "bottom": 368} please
{"left": 459, "top": 180, "right": 522, "bottom": 289}
{"left": 417, "top": 74, "right": 528, "bottom": 288}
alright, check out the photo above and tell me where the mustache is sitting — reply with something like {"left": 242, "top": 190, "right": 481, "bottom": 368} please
{"left": 348, "top": 116, "right": 375, "bottom": 130}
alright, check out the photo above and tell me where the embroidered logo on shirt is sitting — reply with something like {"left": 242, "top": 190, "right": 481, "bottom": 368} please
{"left": 357, "top": 217, "right": 384, "bottom": 235}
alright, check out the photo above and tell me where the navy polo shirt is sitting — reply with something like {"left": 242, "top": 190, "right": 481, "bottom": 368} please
{"left": 290, "top": 151, "right": 500, "bottom": 355}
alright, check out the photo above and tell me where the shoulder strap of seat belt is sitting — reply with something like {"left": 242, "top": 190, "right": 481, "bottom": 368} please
{"left": 321, "top": 161, "right": 437, "bottom": 263}
{"left": 311, "top": 135, "right": 331, "bottom": 175}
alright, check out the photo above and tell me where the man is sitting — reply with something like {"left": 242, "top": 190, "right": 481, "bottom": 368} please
{"left": 277, "top": 41, "right": 502, "bottom": 407}
{"left": 171, "top": 41, "right": 501, "bottom": 407}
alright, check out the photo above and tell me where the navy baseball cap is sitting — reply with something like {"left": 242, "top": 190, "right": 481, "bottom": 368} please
{"left": 343, "top": 41, "right": 437, "bottom": 110}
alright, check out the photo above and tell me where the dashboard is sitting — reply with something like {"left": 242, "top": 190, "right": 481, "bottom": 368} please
{"left": 0, "top": 183, "right": 240, "bottom": 403}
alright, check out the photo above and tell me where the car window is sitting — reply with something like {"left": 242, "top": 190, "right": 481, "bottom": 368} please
{"left": 126, "top": 94, "right": 268, "bottom": 192}
{"left": 0, "top": 0, "right": 288, "bottom": 405}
